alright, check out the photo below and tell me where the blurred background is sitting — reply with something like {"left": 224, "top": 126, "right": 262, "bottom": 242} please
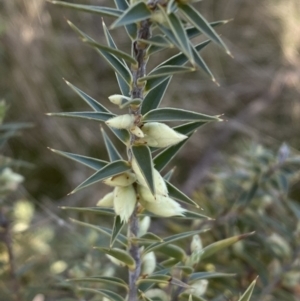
{"left": 0, "top": 0, "right": 300, "bottom": 300}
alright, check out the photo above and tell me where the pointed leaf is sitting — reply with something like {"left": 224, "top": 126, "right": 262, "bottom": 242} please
{"left": 49, "top": 148, "right": 108, "bottom": 170}
{"left": 84, "top": 39, "right": 137, "bottom": 64}
{"left": 163, "top": 168, "right": 176, "bottom": 181}
{"left": 179, "top": 3, "right": 231, "bottom": 55}
{"left": 189, "top": 272, "right": 236, "bottom": 283}
{"left": 180, "top": 293, "right": 207, "bottom": 301}
{"left": 166, "top": 181, "right": 199, "bottom": 208}
{"left": 144, "top": 229, "right": 208, "bottom": 254}
{"left": 49, "top": 1, "right": 122, "bottom": 17}
{"left": 140, "top": 66, "right": 195, "bottom": 82}
{"left": 108, "top": 127, "right": 130, "bottom": 145}
{"left": 167, "top": 0, "right": 177, "bottom": 14}
{"left": 64, "top": 80, "right": 110, "bottom": 112}
{"left": 154, "top": 244, "right": 187, "bottom": 261}
{"left": 111, "top": 1, "right": 152, "bottom": 28}
{"left": 199, "top": 232, "right": 255, "bottom": 261}
{"left": 140, "top": 210, "right": 210, "bottom": 220}
{"left": 71, "top": 160, "right": 131, "bottom": 193}
{"left": 111, "top": 215, "right": 125, "bottom": 248}
{"left": 77, "top": 287, "right": 124, "bottom": 301}
{"left": 132, "top": 232, "right": 163, "bottom": 245}
{"left": 68, "top": 276, "right": 128, "bottom": 290}
{"left": 94, "top": 247, "right": 136, "bottom": 270}
{"left": 132, "top": 145, "right": 155, "bottom": 194}
{"left": 61, "top": 206, "right": 115, "bottom": 216}
{"left": 114, "top": 0, "right": 137, "bottom": 39}
{"left": 101, "top": 127, "right": 123, "bottom": 162}
{"left": 142, "top": 108, "right": 221, "bottom": 123}
{"left": 47, "top": 111, "right": 115, "bottom": 122}
{"left": 70, "top": 218, "right": 127, "bottom": 247}
{"left": 139, "top": 35, "right": 173, "bottom": 48}
{"left": 141, "top": 77, "right": 171, "bottom": 115}
{"left": 137, "top": 274, "right": 171, "bottom": 285}
{"left": 238, "top": 277, "right": 257, "bottom": 301}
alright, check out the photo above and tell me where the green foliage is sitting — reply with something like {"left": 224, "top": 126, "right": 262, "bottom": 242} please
{"left": 49, "top": 0, "right": 257, "bottom": 300}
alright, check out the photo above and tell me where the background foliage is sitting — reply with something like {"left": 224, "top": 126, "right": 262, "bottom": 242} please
{"left": 0, "top": 0, "right": 300, "bottom": 300}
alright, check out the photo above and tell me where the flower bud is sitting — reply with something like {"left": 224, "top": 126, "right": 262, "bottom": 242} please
{"left": 139, "top": 195, "right": 185, "bottom": 217}
{"left": 130, "top": 126, "right": 144, "bottom": 138}
{"left": 108, "top": 94, "right": 131, "bottom": 106}
{"left": 185, "top": 279, "right": 208, "bottom": 297}
{"left": 190, "top": 235, "right": 203, "bottom": 253}
{"left": 131, "top": 157, "right": 149, "bottom": 188}
{"left": 106, "top": 114, "right": 135, "bottom": 129}
{"left": 141, "top": 251, "right": 156, "bottom": 276}
{"left": 138, "top": 216, "right": 151, "bottom": 237}
{"left": 103, "top": 172, "right": 136, "bottom": 187}
{"left": 138, "top": 122, "right": 187, "bottom": 148}
{"left": 96, "top": 191, "right": 114, "bottom": 207}
{"left": 113, "top": 185, "right": 136, "bottom": 223}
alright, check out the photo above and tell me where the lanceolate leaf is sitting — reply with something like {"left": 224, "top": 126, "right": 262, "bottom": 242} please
{"left": 94, "top": 247, "right": 136, "bottom": 270}
{"left": 142, "top": 108, "right": 221, "bottom": 123}
{"left": 199, "top": 232, "right": 255, "bottom": 261}
{"left": 166, "top": 181, "right": 199, "bottom": 208}
{"left": 189, "top": 272, "right": 236, "bottom": 283}
{"left": 47, "top": 111, "right": 115, "bottom": 122}
{"left": 49, "top": 148, "right": 108, "bottom": 170}
{"left": 179, "top": 3, "right": 231, "bottom": 56}
{"left": 101, "top": 127, "right": 123, "bottom": 162}
{"left": 132, "top": 145, "right": 155, "bottom": 194}
{"left": 111, "top": 1, "right": 152, "bottom": 28}
{"left": 139, "top": 35, "right": 173, "bottom": 48}
{"left": 155, "top": 244, "right": 187, "bottom": 261}
{"left": 61, "top": 207, "right": 115, "bottom": 216}
{"left": 70, "top": 218, "right": 127, "bottom": 247}
{"left": 50, "top": 1, "right": 123, "bottom": 17}
{"left": 238, "top": 278, "right": 257, "bottom": 301}
{"left": 111, "top": 215, "right": 125, "bottom": 248}
{"left": 108, "top": 127, "right": 131, "bottom": 145}
{"left": 141, "top": 77, "right": 171, "bottom": 115}
{"left": 64, "top": 80, "right": 111, "bottom": 113}
{"left": 167, "top": 0, "right": 177, "bottom": 14}
{"left": 114, "top": 0, "right": 137, "bottom": 39}
{"left": 70, "top": 160, "right": 131, "bottom": 193}
{"left": 144, "top": 229, "right": 208, "bottom": 254}
{"left": 137, "top": 274, "right": 171, "bottom": 285}
{"left": 77, "top": 287, "right": 124, "bottom": 301}
{"left": 84, "top": 40, "right": 137, "bottom": 64}
{"left": 163, "top": 168, "right": 176, "bottom": 181}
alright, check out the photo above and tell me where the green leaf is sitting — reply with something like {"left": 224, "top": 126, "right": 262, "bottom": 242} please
{"left": 144, "top": 229, "right": 208, "bottom": 254}
{"left": 141, "top": 77, "right": 171, "bottom": 115}
{"left": 139, "top": 35, "right": 173, "bottom": 48}
{"left": 175, "top": 210, "right": 210, "bottom": 220}
{"left": 94, "top": 247, "right": 136, "bottom": 270}
{"left": 137, "top": 274, "right": 171, "bottom": 285}
{"left": 142, "top": 108, "right": 221, "bottom": 123}
{"left": 70, "top": 160, "right": 131, "bottom": 193}
{"left": 47, "top": 111, "right": 115, "bottom": 122}
{"left": 108, "top": 127, "right": 131, "bottom": 145}
{"left": 179, "top": 3, "right": 232, "bottom": 56}
{"left": 132, "top": 145, "right": 155, "bottom": 194}
{"left": 111, "top": 1, "right": 152, "bottom": 28}
{"left": 199, "top": 232, "right": 255, "bottom": 261}
{"left": 166, "top": 181, "right": 199, "bottom": 208}
{"left": 64, "top": 80, "right": 111, "bottom": 113}
{"left": 132, "top": 232, "right": 163, "bottom": 245}
{"left": 61, "top": 207, "right": 115, "bottom": 216}
{"left": 111, "top": 215, "right": 125, "bottom": 248}
{"left": 70, "top": 218, "right": 127, "bottom": 247}
{"left": 84, "top": 40, "right": 137, "bottom": 64}
{"left": 49, "top": 1, "right": 123, "bottom": 17}
{"left": 167, "top": 0, "right": 177, "bottom": 14}
{"left": 238, "top": 277, "right": 258, "bottom": 301}
{"left": 114, "top": 0, "right": 137, "bottom": 39}
{"left": 49, "top": 148, "right": 108, "bottom": 170}
{"left": 189, "top": 272, "right": 236, "bottom": 283}
{"left": 154, "top": 244, "right": 187, "bottom": 261}
{"left": 68, "top": 21, "right": 132, "bottom": 86}
{"left": 140, "top": 66, "right": 195, "bottom": 82}
{"left": 163, "top": 168, "right": 176, "bottom": 181}
{"left": 180, "top": 293, "right": 207, "bottom": 301}
{"left": 77, "top": 287, "right": 124, "bottom": 301}
{"left": 68, "top": 276, "right": 128, "bottom": 290}
{"left": 101, "top": 127, "right": 123, "bottom": 162}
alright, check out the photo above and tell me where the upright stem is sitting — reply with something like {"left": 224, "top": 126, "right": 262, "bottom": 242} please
{"left": 128, "top": 19, "right": 151, "bottom": 301}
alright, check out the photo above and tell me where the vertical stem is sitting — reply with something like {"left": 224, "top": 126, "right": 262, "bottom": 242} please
{"left": 128, "top": 19, "right": 151, "bottom": 301}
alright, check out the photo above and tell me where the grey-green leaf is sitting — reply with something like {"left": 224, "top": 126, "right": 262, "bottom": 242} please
{"left": 142, "top": 108, "right": 221, "bottom": 123}
{"left": 70, "top": 160, "right": 131, "bottom": 193}
{"left": 61, "top": 207, "right": 115, "bottom": 216}
{"left": 49, "top": 148, "right": 108, "bottom": 170}
{"left": 111, "top": 216, "right": 125, "bottom": 248}
{"left": 47, "top": 111, "right": 115, "bottom": 122}
{"left": 77, "top": 287, "right": 124, "bottom": 301}
{"left": 101, "top": 127, "right": 123, "bottom": 162}
{"left": 237, "top": 277, "right": 258, "bottom": 301}
{"left": 111, "top": 1, "right": 152, "bottom": 28}
{"left": 189, "top": 272, "right": 236, "bottom": 283}
{"left": 132, "top": 145, "right": 155, "bottom": 194}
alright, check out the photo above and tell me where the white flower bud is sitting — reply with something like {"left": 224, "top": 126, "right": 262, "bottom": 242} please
{"left": 139, "top": 122, "right": 187, "bottom": 148}
{"left": 185, "top": 279, "right": 208, "bottom": 297}
{"left": 113, "top": 185, "right": 136, "bottom": 223}
{"left": 106, "top": 254, "right": 126, "bottom": 267}
{"left": 106, "top": 114, "right": 135, "bottom": 129}
{"left": 131, "top": 157, "right": 149, "bottom": 188}
{"left": 138, "top": 216, "right": 151, "bottom": 237}
{"left": 96, "top": 191, "right": 114, "bottom": 207}
{"left": 153, "top": 169, "right": 168, "bottom": 195}
{"left": 108, "top": 94, "right": 131, "bottom": 106}
{"left": 190, "top": 235, "right": 203, "bottom": 253}
{"left": 139, "top": 195, "right": 185, "bottom": 217}
{"left": 141, "top": 251, "right": 156, "bottom": 276}
{"left": 130, "top": 126, "right": 144, "bottom": 138}
{"left": 103, "top": 172, "right": 136, "bottom": 187}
